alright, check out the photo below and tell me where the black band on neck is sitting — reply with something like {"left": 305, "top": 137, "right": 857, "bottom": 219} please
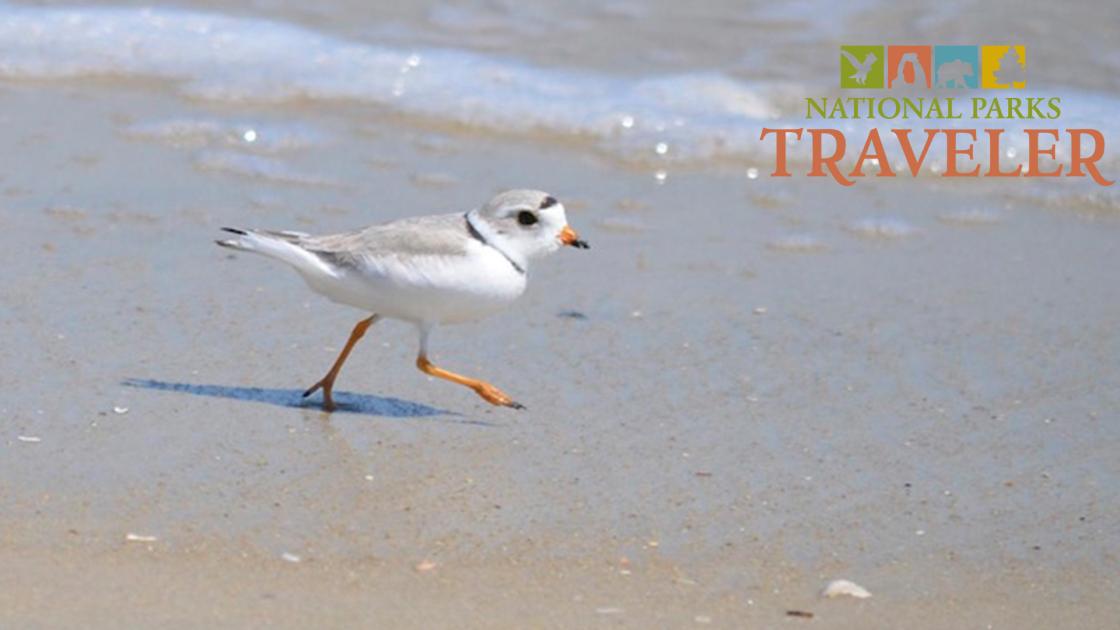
{"left": 465, "top": 213, "right": 524, "bottom": 274}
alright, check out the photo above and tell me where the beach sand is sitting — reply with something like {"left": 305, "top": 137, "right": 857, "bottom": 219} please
{"left": 1, "top": 1, "right": 1118, "bottom": 627}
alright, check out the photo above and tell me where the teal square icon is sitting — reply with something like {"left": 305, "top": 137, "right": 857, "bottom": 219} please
{"left": 933, "top": 46, "right": 979, "bottom": 88}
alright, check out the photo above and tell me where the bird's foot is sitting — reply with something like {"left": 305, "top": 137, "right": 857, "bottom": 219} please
{"left": 474, "top": 382, "right": 524, "bottom": 410}
{"left": 302, "top": 377, "right": 336, "bottom": 412}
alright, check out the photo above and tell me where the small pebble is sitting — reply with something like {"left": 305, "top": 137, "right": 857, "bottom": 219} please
{"left": 281, "top": 552, "right": 302, "bottom": 563}
{"left": 17, "top": 435, "right": 41, "bottom": 443}
{"left": 125, "top": 533, "right": 158, "bottom": 542}
{"left": 113, "top": 406, "right": 129, "bottom": 415}
{"left": 415, "top": 560, "right": 437, "bottom": 572}
{"left": 821, "top": 579, "right": 872, "bottom": 599}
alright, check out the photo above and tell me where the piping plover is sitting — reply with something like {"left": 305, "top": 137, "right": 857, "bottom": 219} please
{"left": 216, "top": 189, "right": 588, "bottom": 411}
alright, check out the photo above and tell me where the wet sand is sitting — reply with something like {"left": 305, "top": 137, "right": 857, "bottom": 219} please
{"left": 2, "top": 546, "right": 1116, "bottom": 628}
{"left": 2, "top": 1, "right": 1120, "bottom": 628}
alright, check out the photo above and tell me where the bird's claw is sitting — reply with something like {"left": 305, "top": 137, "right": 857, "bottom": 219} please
{"left": 302, "top": 378, "right": 336, "bottom": 411}
{"left": 475, "top": 382, "right": 523, "bottom": 410}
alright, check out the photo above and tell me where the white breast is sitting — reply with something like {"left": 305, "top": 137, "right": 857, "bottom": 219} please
{"left": 298, "top": 239, "right": 527, "bottom": 325}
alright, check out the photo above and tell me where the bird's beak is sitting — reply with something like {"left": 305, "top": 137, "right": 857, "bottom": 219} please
{"left": 559, "top": 225, "right": 589, "bottom": 249}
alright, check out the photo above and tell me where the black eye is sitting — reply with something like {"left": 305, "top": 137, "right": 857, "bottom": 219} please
{"left": 517, "top": 210, "right": 538, "bottom": 226}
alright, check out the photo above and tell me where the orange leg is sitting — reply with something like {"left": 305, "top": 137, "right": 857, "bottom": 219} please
{"left": 303, "top": 315, "right": 379, "bottom": 411}
{"left": 416, "top": 355, "right": 524, "bottom": 409}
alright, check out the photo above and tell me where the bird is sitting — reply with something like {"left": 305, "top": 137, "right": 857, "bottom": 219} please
{"left": 840, "top": 50, "right": 878, "bottom": 86}
{"left": 215, "top": 189, "right": 588, "bottom": 411}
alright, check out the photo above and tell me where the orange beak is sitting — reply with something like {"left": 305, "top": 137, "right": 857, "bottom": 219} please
{"left": 559, "top": 225, "right": 589, "bottom": 249}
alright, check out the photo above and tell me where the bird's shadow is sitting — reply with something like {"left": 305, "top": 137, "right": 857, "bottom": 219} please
{"left": 122, "top": 378, "right": 496, "bottom": 427}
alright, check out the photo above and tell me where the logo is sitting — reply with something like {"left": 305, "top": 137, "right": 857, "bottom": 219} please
{"left": 933, "top": 46, "right": 979, "bottom": 88}
{"left": 839, "top": 44, "right": 1026, "bottom": 89}
{"left": 887, "top": 46, "right": 932, "bottom": 89}
{"left": 980, "top": 45, "right": 1026, "bottom": 89}
{"left": 839, "top": 45, "right": 884, "bottom": 89}
{"left": 757, "top": 42, "right": 1113, "bottom": 187}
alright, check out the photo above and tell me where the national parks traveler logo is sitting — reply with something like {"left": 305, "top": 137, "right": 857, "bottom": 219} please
{"left": 840, "top": 45, "right": 1026, "bottom": 89}
{"left": 759, "top": 41, "right": 1112, "bottom": 187}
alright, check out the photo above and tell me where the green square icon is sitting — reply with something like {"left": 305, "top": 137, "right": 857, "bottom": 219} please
{"left": 840, "top": 45, "right": 884, "bottom": 88}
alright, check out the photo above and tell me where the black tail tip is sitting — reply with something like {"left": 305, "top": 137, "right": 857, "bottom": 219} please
{"left": 221, "top": 227, "right": 248, "bottom": 235}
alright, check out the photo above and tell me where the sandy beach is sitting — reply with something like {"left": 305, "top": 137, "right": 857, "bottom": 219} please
{"left": 2, "top": 1, "right": 1118, "bottom": 628}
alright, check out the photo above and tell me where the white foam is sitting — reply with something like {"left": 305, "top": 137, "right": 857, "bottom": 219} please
{"left": 0, "top": 3, "right": 1117, "bottom": 173}
{"left": 0, "top": 3, "right": 778, "bottom": 164}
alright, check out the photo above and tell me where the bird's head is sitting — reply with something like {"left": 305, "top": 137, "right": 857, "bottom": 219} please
{"left": 468, "top": 189, "right": 588, "bottom": 270}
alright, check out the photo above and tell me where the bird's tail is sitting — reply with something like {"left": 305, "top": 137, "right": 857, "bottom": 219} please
{"left": 215, "top": 227, "right": 335, "bottom": 277}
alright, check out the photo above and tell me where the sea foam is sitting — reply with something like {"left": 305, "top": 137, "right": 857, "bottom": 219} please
{"left": 1, "top": 3, "right": 1118, "bottom": 175}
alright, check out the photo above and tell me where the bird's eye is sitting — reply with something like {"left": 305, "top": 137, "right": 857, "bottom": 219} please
{"left": 517, "top": 210, "right": 538, "bottom": 226}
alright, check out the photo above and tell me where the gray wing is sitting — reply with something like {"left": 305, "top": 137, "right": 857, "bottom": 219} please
{"left": 298, "top": 212, "right": 473, "bottom": 269}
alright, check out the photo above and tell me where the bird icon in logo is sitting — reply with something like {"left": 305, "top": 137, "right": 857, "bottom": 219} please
{"left": 840, "top": 49, "right": 878, "bottom": 86}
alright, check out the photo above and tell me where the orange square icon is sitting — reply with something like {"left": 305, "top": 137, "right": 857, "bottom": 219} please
{"left": 887, "top": 46, "right": 932, "bottom": 89}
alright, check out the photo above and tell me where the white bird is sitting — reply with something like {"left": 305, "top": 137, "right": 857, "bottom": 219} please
{"left": 216, "top": 189, "right": 588, "bottom": 411}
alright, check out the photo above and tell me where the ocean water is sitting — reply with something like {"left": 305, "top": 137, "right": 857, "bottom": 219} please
{"left": 2, "top": 1, "right": 1118, "bottom": 178}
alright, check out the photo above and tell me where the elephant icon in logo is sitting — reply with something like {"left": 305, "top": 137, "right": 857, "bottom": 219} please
{"left": 936, "top": 59, "right": 973, "bottom": 88}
